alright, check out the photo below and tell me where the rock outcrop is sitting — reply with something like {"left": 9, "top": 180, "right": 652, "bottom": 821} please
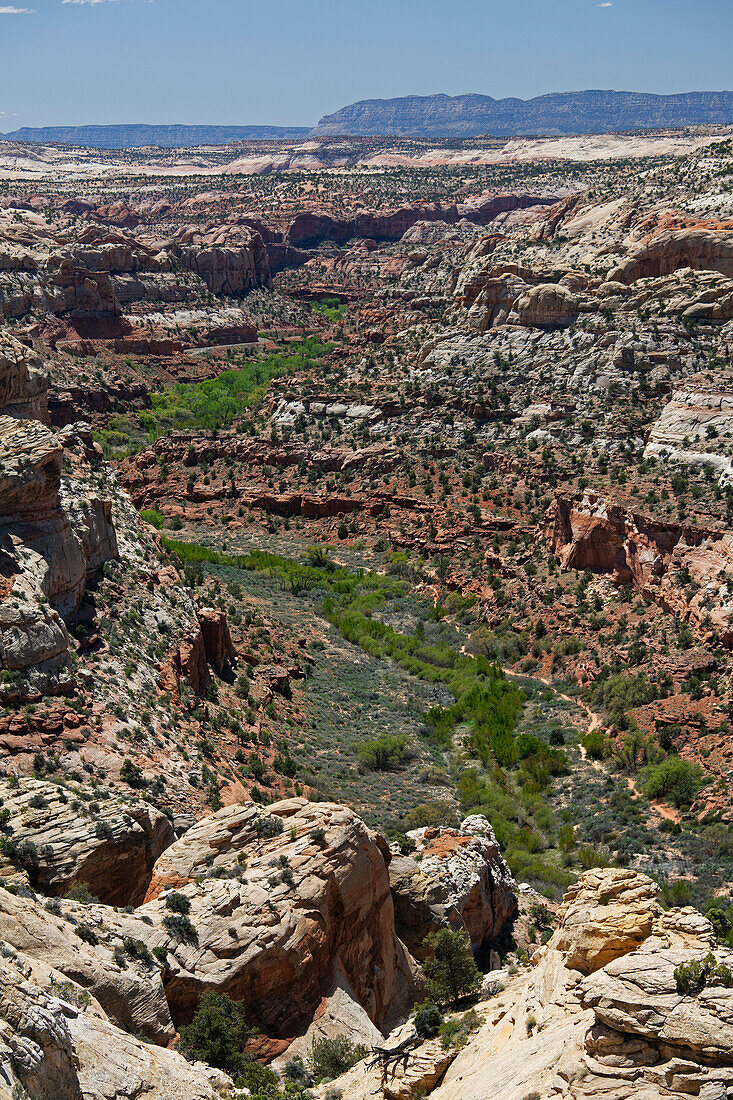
{"left": 0, "top": 334, "right": 118, "bottom": 700}
{"left": 0, "top": 886, "right": 176, "bottom": 1043}
{"left": 322, "top": 868, "right": 733, "bottom": 1100}
{"left": 0, "top": 332, "right": 48, "bottom": 421}
{"left": 0, "top": 938, "right": 232, "bottom": 1099}
{"left": 646, "top": 383, "right": 733, "bottom": 480}
{"left": 610, "top": 228, "right": 733, "bottom": 283}
{"left": 143, "top": 798, "right": 417, "bottom": 1038}
{"left": 511, "top": 282, "right": 580, "bottom": 327}
{"left": 389, "top": 816, "right": 517, "bottom": 963}
{"left": 0, "top": 776, "right": 174, "bottom": 904}
{"left": 545, "top": 491, "right": 733, "bottom": 646}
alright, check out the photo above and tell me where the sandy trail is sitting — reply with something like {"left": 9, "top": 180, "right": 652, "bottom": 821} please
{"left": 505, "top": 668, "right": 680, "bottom": 820}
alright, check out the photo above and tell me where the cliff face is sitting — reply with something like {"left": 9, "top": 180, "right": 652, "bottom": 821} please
{"left": 0, "top": 123, "right": 311, "bottom": 148}
{"left": 545, "top": 492, "right": 733, "bottom": 647}
{"left": 314, "top": 90, "right": 733, "bottom": 138}
{"left": 0, "top": 334, "right": 118, "bottom": 701}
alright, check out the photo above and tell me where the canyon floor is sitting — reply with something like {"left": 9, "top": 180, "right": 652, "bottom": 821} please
{"left": 1, "top": 125, "right": 733, "bottom": 1098}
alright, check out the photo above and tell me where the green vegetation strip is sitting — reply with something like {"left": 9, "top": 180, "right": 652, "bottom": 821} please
{"left": 96, "top": 338, "right": 332, "bottom": 457}
{"left": 163, "top": 536, "right": 577, "bottom": 895}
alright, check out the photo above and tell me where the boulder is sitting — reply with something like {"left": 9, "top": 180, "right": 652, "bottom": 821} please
{"left": 511, "top": 282, "right": 579, "bottom": 327}
{"left": 550, "top": 867, "right": 661, "bottom": 975}
{"left": 143, "top": 798, "right": 418, "bottom": 1037}
{"left": 390, "top": 816, "right": 517, "bottom": 962}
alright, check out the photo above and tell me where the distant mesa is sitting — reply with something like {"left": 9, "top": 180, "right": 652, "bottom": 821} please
{"left": 0, "top": 124, "right": 311, "bottom": 150}
{"left": 4, "top": 91, "right": 733, "bottom": 150}
{"left": 312, "top": 89, "right": 733, "bottom": 138}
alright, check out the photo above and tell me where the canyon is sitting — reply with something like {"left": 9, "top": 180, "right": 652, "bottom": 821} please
{"left": 1, "top": 119, "right": 733, "bottom": 1098}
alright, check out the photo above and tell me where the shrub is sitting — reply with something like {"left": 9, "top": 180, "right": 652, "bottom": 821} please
{"left": 403, "top": 801, "right": 460, "bottom": 832}
{"left": 439, "top": 1008, "right": 482, "bottom": 1049}
{"left": 357, "top": 734, "right": 407, "bottom": 771}
{"left": 119, "top": 759, "right": 146, "bottom": 788}
{"left": 75, "top": 922, "right": 99, "bottom": 945}
{"left": 310, "top": 1035, "right": 367, "bottom": 1082}
{"left": 674, "top": 952, "right": 733, "bottom": 995}
{"left": 140, "top": 508, "right": 165, "bottom": 529}
{"left": 163, "top": 912, "right": 197, "bottom": 941}
{"left": 413, "top": 1002, "right": 443, "bottom": 1038}
{"left": 582, "top": 730, "right": 611, "bottom": 761}
{"left": 644, "top": 757, "right": 703, "bottom": 808}
{"left": 423, "top": 929, "right": 482, "bottom": 1007}
{"left": 165, "top": 891, "right": 191, "bottom": 914}
{"left": 178, "top": 992, "right": 251, "bottom": 1077}
{"left": 65, "top": 882, "right": 97, "bottom": 904}
{"left": 123, "top": 937, "right": 153, "bottom": 965}
{"left": 283, "top": 1055, "right": 312, "bottom": 1086}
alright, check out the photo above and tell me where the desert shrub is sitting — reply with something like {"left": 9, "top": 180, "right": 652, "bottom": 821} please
{"left": 403, "top": 801, "right": 460, "bottom": 832}
{"left": 357, "top": 734, "right": 408, "bottom": 771}
{"left": 413, "top": 1002, "right": 443, "bottom": 1039}
{"left": 423, "top": 929, "right": 482, "bottom": 1007}
{"left": 582, "top": 729, "right": 611, "bottom": 761}
{"left": 163, "top": 912, "right": 197, "bottom": 941}
{"left": 439, "top": 1008, "right": 482, "bottom": 1049}
{"left": 119, "top": 759, "right": 146, "bottom": 788}
{"left": 310, "top": 1035, "right": 367, "bottom": 1083}
{"left": 65, "top": 882, "right": 98, "bottom": 904}
{"left": 123, "top": 937, "right": 153, "bottom": 965}
{"left": 178, "top": 992, "right": 251, "bottom": 1077}
{"left": 283, "top": 1055, "right": 312, "bottom": 1087}
{"left": 165, "top": 891, "right": 191, "bottom": 914}
{"left": 75, "top": 922, "right": 99, "bottom": 945}
{"left": 674, "top": 952, "right": 733, "bottom": 995}
{"left": 644, "top": 757, "right": 703, "bottom": 808}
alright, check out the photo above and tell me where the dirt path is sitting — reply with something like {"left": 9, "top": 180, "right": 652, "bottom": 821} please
{"left": 626, "top": 775, "right": 682, "bottom": 823}
{"left": 505, "top": 668, "right": 680, "bottom": 821}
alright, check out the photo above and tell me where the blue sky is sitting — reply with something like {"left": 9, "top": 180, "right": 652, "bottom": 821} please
{"left": 1, "top": 0, "right": 731, "bottom": 128}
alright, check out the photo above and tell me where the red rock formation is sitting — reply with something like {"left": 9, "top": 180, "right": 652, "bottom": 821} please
{"left": 198, "top": 607, "right": 236, "bottom": 677}
{"left": 545, "top": 492, "right": 733, "bottom": 646}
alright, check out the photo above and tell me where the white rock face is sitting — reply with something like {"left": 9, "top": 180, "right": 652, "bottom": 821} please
{"left": 390, "top": 816, "right": 517, "bottom": 962}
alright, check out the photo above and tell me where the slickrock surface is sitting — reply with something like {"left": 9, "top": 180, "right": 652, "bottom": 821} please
{"left": 389, "top": 815, "right": 517, "bottom": 961}
{"left": 321, "top": 868, "right": 733, "bottom": 1100}
{"left": 0, "top": 941, "right": 232, "bottom": 1099}
{"left": 0, "top": 886, "right": 175, "bottom": 1043}
{"left": 0, "top": 776, "right": 174, "bottom": 904}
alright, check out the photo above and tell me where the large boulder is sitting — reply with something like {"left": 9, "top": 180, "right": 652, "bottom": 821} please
{"left": 143, "top": 798, "right": 418, "bottom": 1037}
{"left": 511, "top": 282, "right": 579, "bottom": 327}
{"left": 551, "top": 867, "right": 661, "bottom": 975}
{"left": 389, "top": 815, "right": 517, "bottom": 962}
